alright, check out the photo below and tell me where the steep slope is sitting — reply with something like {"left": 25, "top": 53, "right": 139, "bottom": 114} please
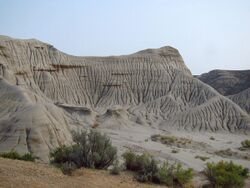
{"left": 0, "top": 36, "right": 249, "bottom": 161}
{"left": 0, "top": 76, "right": 73, "bottom": 161}
{"left": 197, "top": 70, "right": 250, "bottom": 114}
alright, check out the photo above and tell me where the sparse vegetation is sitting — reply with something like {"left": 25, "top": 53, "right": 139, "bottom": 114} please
{"left": 195, "top": 155, "right": 209, "bottom": 161}
{"left": 209, "top": 136, "right": 215, "bottom": 140}
{"left": 171, "top": 149, "right": 179, "bottom": 153}
{"left": 0, "top": 150, "right": 35, "bottom": 162}
{"left": 50, "top": 130, "right": 117, "bottom": 174}
{"left": 151, "top": 134, "right": 193, "bottom": 148}
{"left": 215, "top": 148, "right": 250, "bottom": 161}
{"left": 241, "top": 140, "right": 250, "bottom": 149}
{"left": 205, "top": 161, "right": 249, "bottom": 188}
{"left": 122, "top": 150, "right": 193, "bottom": 187}
{"left": 215, "top": 148, "right": 236, "bottom": 157}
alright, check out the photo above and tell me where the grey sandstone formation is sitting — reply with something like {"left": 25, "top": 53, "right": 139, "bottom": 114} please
{"left": 197, "top": 70, "right": 250, "bottom": 114}
{"left": 0, "top": 36, "right": 249, "bottom": 161}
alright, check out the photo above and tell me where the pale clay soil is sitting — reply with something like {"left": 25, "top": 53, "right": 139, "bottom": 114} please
{"left": 101, "top": 126, "right": 250, "bottom": 171}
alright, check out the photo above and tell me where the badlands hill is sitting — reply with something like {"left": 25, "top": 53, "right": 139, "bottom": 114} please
{"left": 0, "top": 36, "right": 250, "bottom": 163}
{"left": 197, "top": 70, "right": 250, "bottom": 114}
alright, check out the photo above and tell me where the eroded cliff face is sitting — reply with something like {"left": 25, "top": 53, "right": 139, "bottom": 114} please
{"left": 0, "top": 36, "right": 249, "bottom": 161}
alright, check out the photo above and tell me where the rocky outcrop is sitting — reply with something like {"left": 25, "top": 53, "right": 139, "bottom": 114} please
{"left": 0, "top": 36, "right": 249, "bottom": 161}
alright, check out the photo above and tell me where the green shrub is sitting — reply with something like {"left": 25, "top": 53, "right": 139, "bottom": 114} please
{"left": 154, "top": 161, "right": 174, "bottom": 186}
{"left": 210, "top": 136, "right": 215, "bottom": 140}
{"left": 135, "top": 156, "right": 159, "bottom": 182}
{"left": 122, "top": 151, "right": 158, "bottom": 173}
{"left": 122, "top": 150, "right": 138, "bottom": 171}
{"left": 50, "top": 145, "right": 73, "bottom": 165}
{"left": 20, "top": 153, "right": 35, "bottom": 162}
{"left": 195, "top": 155, "right": 210, "bottom": 161}
{"left": 122, "top": 151, "right": 193, "bottom": 186}
{"left": 174, "top": 163, "right": 193, "bottom": 186}
{"left": 60, "top": 162, "right": 77, "bottom": 175}
{"left": 205, "top": 161, "right": 249, "bottom": 188}
{"left": 110, "top": 160, "right": 121, "bottom": 175}
{"left": 0, "top": 150, "right": 21, "bottom": 160}
{"left": 154, "top": 162, "right": 193, "bottom": 187}
{"left": 171, "top": 149, "right": 179, "bottom": 153}
{"left": 0, "top": 150, "right": 35, "bottom": 162}
{"left": 122, "top": 151, "right": 158, "bottom": 181}
{"left": 241, "top": 140, "right": 250, "bottom": 148}
{"left": 50, "top": 130, "right": 117, "bottom": 174}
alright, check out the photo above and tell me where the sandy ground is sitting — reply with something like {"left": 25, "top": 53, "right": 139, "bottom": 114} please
{"left": 0, "top": 158, "right": 163, "bottom": 188}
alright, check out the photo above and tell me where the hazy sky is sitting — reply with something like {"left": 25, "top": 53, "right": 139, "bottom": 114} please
{"left": 0, "top": 0, "right": 250, "bottom": 74}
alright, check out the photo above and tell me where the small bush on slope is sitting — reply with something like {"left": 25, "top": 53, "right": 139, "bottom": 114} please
{"left": 0, "top": 150, "right": 35, "bottom": 162}
{"left": 135, "top": 155, "right": 159, "bottom": 183}
{"left": 153, "top": 162, "right": 193, "bottom": 187}
{"left": 205, "top": 161, "right": 249, "bottom": 188}
{"left": 122, "top": 151, "right": 156, "bottom": 173}
{"left": 110, "top": 160, "right": 122, "bottom": 175}
{"left": 241, "top": 140, "right": 250, "bottom": 149}
{"left": 50, "top": 130, "right": 117, "bottom": 174}
{"left": 122, "top": 151, "right": 193, "bottom": 187}
{"left": 123, "top": 151, "right": 158, "bottom": 182}
{"left": 60, "top": 161, "right": 77, "bottom": 175}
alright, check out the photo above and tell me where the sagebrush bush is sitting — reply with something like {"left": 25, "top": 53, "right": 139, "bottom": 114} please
{"left": 205, "top": 161, "right": 249, "bottom": 188}
{"left": 241, "top": 140, "right": 250, "bottom": 148}
{"left": 123, "top": 151, "right": 158, "bottom": 182}
{"left": 154, "top": 162, "right": 193, "bottom": 186}
{"left": 122, "top": 151, "right": 158, "bottom": 173}
{"left": 122, "top": 150, "right": 138, "bottom": 171}
{"left": 174, "top": 163, "right": 193, "bottom": 186}
{"left": 135, "top": 155, "right": 159, "bottom": 182}
{"left": 60, "top": 162, "right": 77, "bottom": 175}
{"left": 0, "top": 150, "right": 35, "bottom": 162}
{"left": 50, "top": 130, "right": 117, "bottom": 173}
{"left": 0, "top": 150, "right": 20, "bottom": 160}
{"left": 110, "top": 160, "right": 121, "bottom": 175}
{"left": 123, "top": 151, "right": 193, "bottom": 186}
{"left": 20, "top": 153, "right": 36, "bottom": 162}
{"left": 49, "top": 145, "right": 73, "bottom": 165}
{"left": 154, "top": 162, "right": 174, "bottom": 186}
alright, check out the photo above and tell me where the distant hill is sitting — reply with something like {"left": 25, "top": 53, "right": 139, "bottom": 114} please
{"left": 196, "top": 69, "right": 250, "bottom": 114}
